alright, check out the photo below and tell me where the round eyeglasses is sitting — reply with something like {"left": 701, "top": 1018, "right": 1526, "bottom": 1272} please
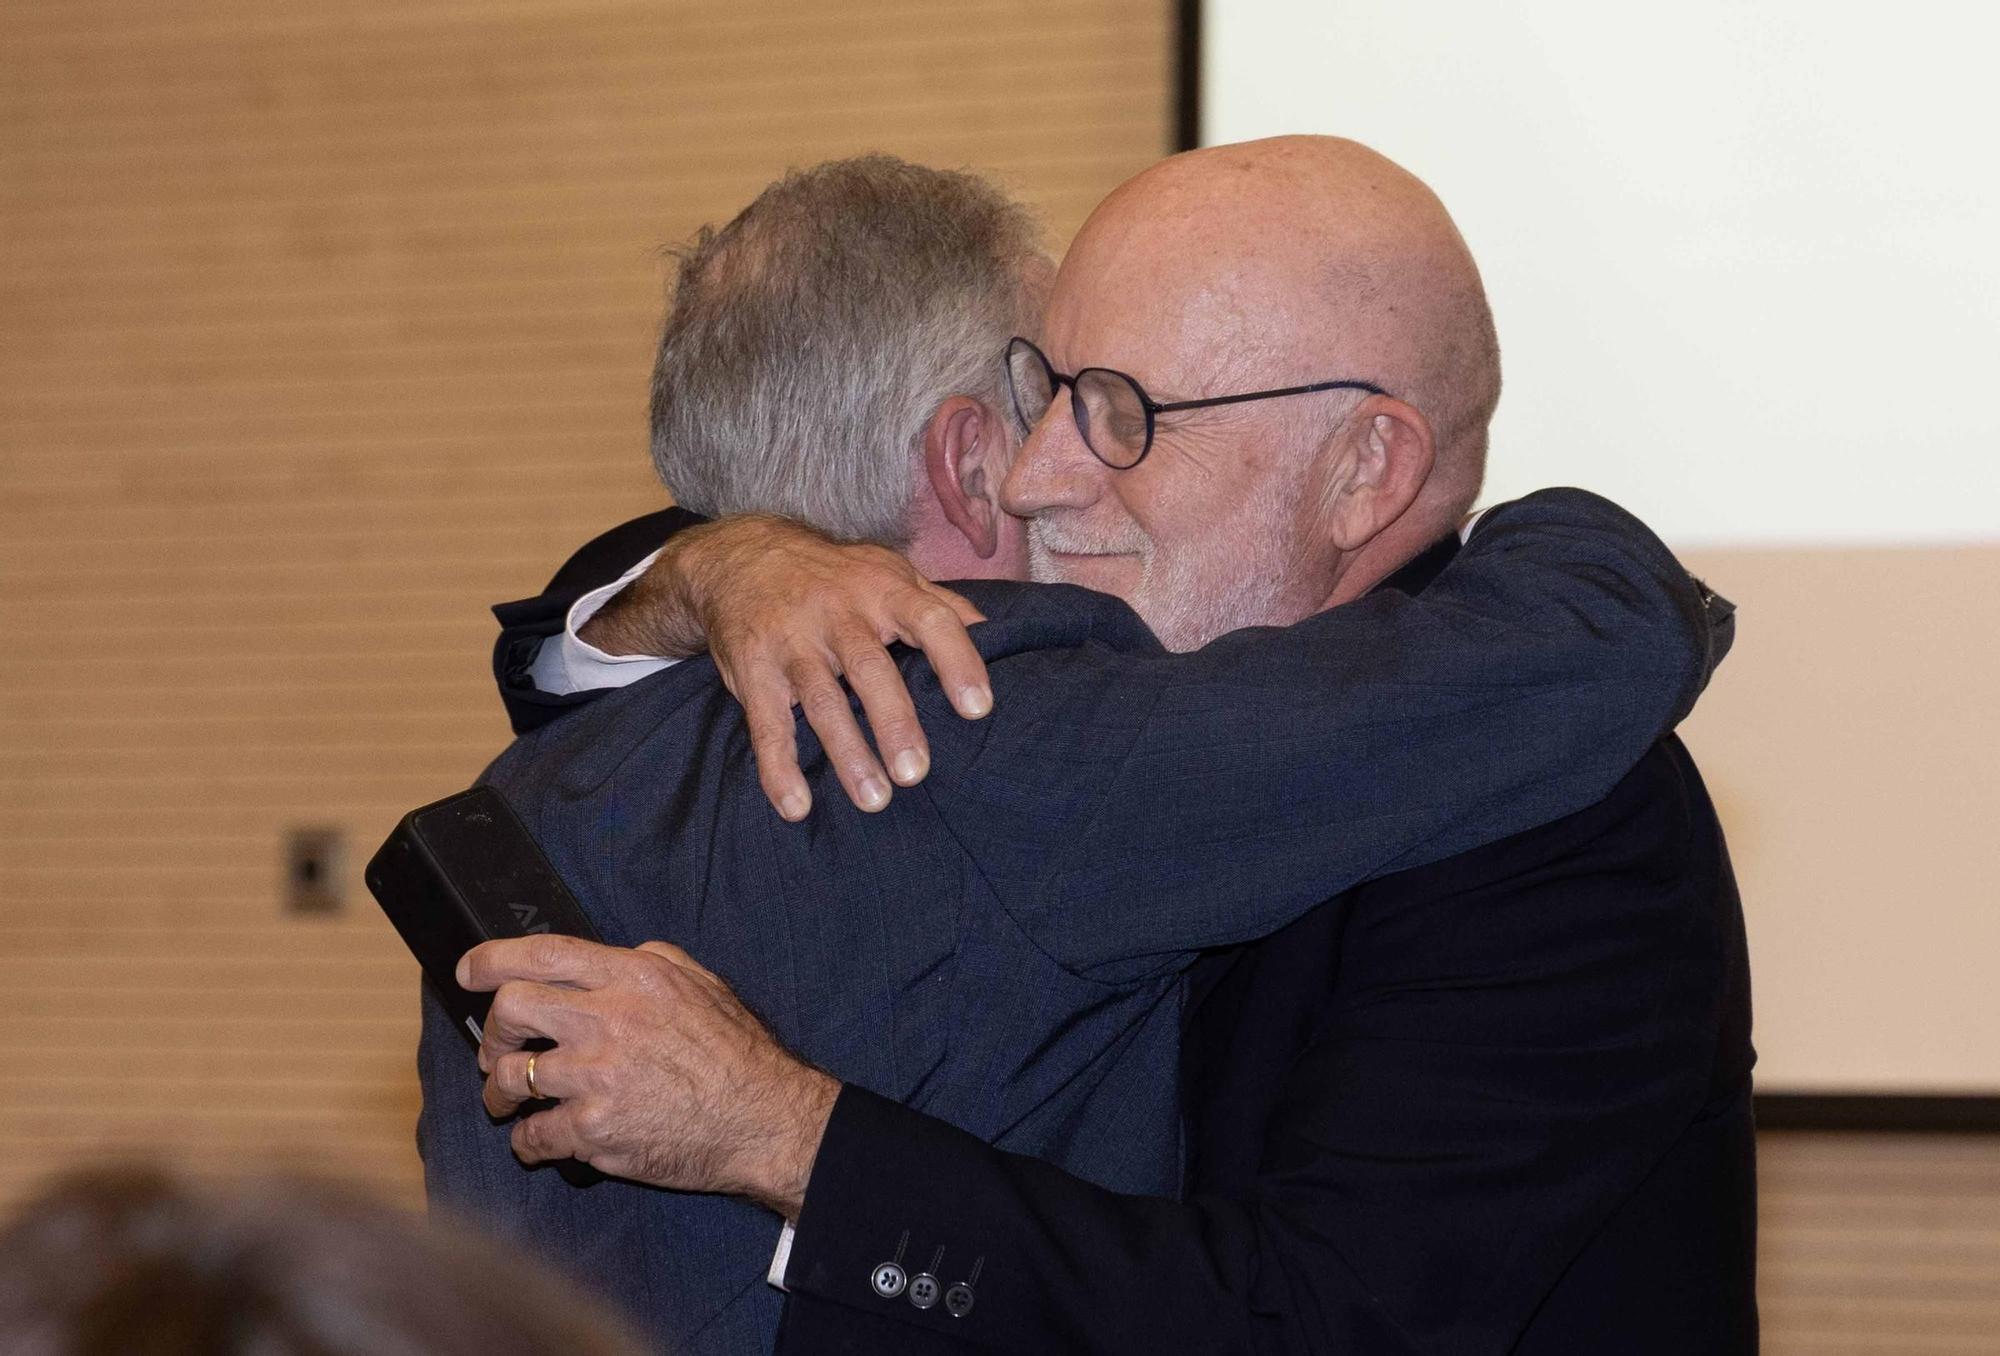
{"left": 1003, "top": 336, "right": 1391, "bottom": 470}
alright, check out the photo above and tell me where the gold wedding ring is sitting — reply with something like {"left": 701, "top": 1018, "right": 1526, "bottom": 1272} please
{"left": 524, "top": 1050, "right": 542, "bottom": 1101}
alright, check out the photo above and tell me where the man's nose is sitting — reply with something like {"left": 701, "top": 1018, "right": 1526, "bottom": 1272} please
{"left": 1001, "top": 388, "right": 1103, "bottom": 517}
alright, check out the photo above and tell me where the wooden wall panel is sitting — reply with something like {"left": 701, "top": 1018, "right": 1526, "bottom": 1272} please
{"left": 1758, "top": 1131, "right": 2000, "bottom": 1355}
{"left": 0, "top": 0, "right": 1174, "bottom": 1212}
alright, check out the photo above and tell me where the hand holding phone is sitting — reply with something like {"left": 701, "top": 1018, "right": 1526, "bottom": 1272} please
{"left": 367, "top": 785, "right": 605, "bottom": 1186}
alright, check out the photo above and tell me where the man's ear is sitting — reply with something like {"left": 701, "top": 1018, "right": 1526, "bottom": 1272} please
{"left": 923, "top": 395, "right": 1007, "bottom": 559}
{"left": 1319, "top": 397, "right": 1436, "bottom": 552}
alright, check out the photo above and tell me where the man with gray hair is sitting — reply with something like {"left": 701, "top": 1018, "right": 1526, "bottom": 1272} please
{"left": 500, "top": 156, "right": 1040, "bottom": 739}
{"left": 647, "top": 156, "right": 1046, "bottom": 557}
{"left": 429, "top": 150, "right": 1731, "bottom": 1354}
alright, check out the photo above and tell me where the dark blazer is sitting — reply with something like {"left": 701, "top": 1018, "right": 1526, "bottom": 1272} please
{"left": 775, "top": 556, "right": 1756, "bottom": 1355}
{"left": 442, "top": 491, "right": 1746, "bottom": 1354}
{"left": 779, "top": 747, "right": 1755, "bottom": 1356}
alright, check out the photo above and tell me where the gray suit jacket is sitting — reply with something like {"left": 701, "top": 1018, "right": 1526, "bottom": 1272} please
{"left": 417, "top": 488, "right": 1728, "bottom": 1353}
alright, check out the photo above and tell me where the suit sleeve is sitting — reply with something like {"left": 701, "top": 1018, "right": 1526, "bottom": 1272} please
{"left": 782, "top": 1087, "right": 1309, "bottom": 1354}
{"left": 924, "top": 487, "right": 1732, "bottom": 982}
{"left": 490, "top": 507, "right": 705, "bottom": 735}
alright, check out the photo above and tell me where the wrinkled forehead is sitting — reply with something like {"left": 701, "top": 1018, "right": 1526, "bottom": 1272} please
{"left": 1041, "top": 204, "right": 1310, "bottom": 399}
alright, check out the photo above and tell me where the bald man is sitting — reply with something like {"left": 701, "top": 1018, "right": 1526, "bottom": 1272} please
{"left": 1002, "top": 136, "right": 1502, "bottom": 655}
{"left": 461, "top": 141, "right": 1754, "bottom": 1354}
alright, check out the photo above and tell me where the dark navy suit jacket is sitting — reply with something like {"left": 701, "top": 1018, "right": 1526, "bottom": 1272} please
{"left": 422, "top": 489, "right": 1745, "bottom": 1354}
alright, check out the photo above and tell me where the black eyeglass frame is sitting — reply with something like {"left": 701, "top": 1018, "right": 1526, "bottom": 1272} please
{"left": 1005, "top": 335, "right": 1392, "bottom": 469}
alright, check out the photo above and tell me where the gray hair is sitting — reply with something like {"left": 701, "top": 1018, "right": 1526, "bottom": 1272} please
{"left": 648, "top": 155, "right": 1047, "bottom": 545}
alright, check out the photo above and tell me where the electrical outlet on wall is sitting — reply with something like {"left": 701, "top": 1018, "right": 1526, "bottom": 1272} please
{"left": 286, "top": 827, "right": 345, "bottom": 915}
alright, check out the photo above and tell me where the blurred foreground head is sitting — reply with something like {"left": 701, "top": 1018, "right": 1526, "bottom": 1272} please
{"left": 0, "top": 1167, "right": 646, "bottom": 1356}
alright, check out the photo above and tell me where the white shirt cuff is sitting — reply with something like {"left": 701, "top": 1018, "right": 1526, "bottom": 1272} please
{"left": 767, "top": 1221, "right": 796, "bottom": 1292}
{"left": 525, "top": 547, "right": 680, "bottom": 697}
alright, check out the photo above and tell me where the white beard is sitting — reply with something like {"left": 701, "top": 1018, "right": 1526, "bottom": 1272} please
{"left": 1026, "top": 473, "right": 1304, "bottom": 653}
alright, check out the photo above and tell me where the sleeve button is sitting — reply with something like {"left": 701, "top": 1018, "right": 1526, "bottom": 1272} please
{"left": 871, "top": 1262, "right": 907, "bottom": 1299}
{"left": 944, "top": 1283, "right": 976, "bottom": 1318}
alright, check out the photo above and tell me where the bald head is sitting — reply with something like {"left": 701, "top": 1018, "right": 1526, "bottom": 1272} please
{"left": 1067, "top": 135, "right": 1499, "bottom": 518}
{"left": 1001, "top": 136, "right": 1504, "bottom": 650}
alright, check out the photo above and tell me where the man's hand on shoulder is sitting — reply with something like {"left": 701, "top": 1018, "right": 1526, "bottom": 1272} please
{"left": 582, "top": 514, "right": 995, "bottom": 821}
{"left": 459, "top": 934, "right": 840, "bottom": 1219}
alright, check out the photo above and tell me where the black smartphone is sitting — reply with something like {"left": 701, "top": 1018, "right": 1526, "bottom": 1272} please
{"left": 366, "top": 785, "right": 605, "bottom": 1187}
{"left": 366, "top": 784, "right": 604, "bottom": 1046}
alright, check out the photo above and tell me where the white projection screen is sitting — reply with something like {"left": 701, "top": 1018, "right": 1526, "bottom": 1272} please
{"left": 1205, "top": 2, "right": 2000, "bottom": 1092}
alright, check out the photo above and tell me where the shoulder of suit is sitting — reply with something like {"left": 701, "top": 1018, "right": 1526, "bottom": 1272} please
{"left": 943, "top": 580, "right": 1165, "bottom": 659}
{"left": 490, "top": 655, "right": 729, "bottom": 800}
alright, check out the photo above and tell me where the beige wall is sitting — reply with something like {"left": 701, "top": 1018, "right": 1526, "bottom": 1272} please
{"left": 1678, "top": 545, "right": 2000, "bottom": 1092}
{"left": 0, "top": 0, "right": 1173, "bottom": 1210}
